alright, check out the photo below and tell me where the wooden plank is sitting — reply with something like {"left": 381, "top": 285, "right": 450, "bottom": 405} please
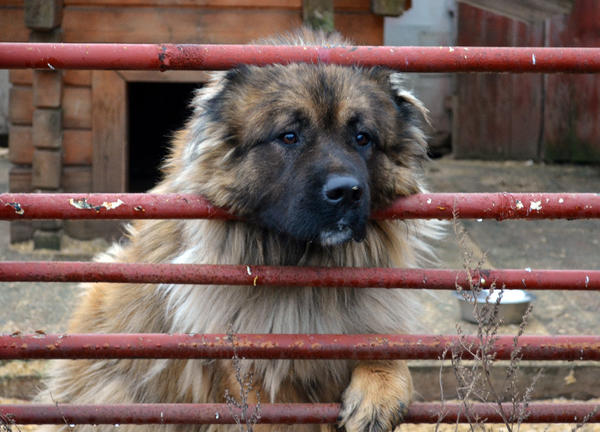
{"left": 63, "top": 70, "right": 92, "bottom": 86}
{"left": 62, "top": 7, "right": 301, "bottom": 43}
{"left": 8, "top": 167, "right": 34, "bottom": 243}
{"left": 63, "top": 129, "right": 93, "bottom": 165}
{"left": 93, "top": 71, "right": 128, "bottom": 240}
{"left": 29, "top": 27, "right": 62, "bottom": 42}
{"left": 64, "top": 0, "right": 301, "bottom": 7}
{"left": 9, "top": 127, "right": 91, "bottom": 165}
{"left": 542, "top": 1, "right": 600, "bottom": 162}
{"left": 25, "top": 0, "right": 63, "bottom": 30}
{"left": 371, "top": 0, "right": 410, "bottom": 16}
{"left": 92, "top": 70, "right": 127, "bottom": 193}
{"left": 9, "top": 166, "right": 33, "bottom": 193}
{"left": 118, "top": 70, "right": 210, "bottom": 83}
{"left": 9, "top": 70, "right": 33, "bottom": 85}
{"left": 8, "top": 125, "right": 33, "bottom": 165}
{"left": 62, "top": 166, "right": 101, "bottom": 240}
{"left": 453, "top": 3, "right": 543, "bottom": 160}
{"left": 335, "top": 0, "right": 371, "bottom": 10}
{"left": 63, "top": 86, "right": 92, "bottom": 129}
{"left": 0, "top": 7, "right": 28, "bottom": 42}
{"left": 303, "top": 0, "right": 334, "bottom": 31}
{"left": 33, "top": 108, "right": 63, "bottom": 149}
{"left": 458, "top": 0, "right": 573, "bottom": 23}
{"left": 9, "top": 86, "right": 33, "bottom": 125}
{"left": 336, "top": 11, "right": 383, "bottom": 45}
{"left": 60, "top": 0, "right": 371, "bottom": 10}
{"left": 63, "top": 165, "right": 92, "bottom": 191}
{"left": 34, "top": 70, "right": 63, "bottom": 108}
{"left": 32, "top": 149, "right": 62, "bottom": 189}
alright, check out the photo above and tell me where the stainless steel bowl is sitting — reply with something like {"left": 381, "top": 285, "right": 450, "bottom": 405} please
{"left": 454, "top": 289, "right": 535, "bottom": 324}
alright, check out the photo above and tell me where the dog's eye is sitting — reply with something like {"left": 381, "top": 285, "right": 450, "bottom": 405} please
{"left": 355, "top": 132, "right": 371, "bottom": 147}
{"left": 279, "top": 132, "right": 299, "bottom": 145}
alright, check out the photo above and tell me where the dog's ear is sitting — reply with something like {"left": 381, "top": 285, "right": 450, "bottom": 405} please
{"left": 388, "top": 72, "right": 431, "bottom": 128}
{"left": 368, "top": 68, "right": 430, "bottom": 128}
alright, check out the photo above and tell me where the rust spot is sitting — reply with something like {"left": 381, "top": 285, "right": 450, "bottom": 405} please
{"left": 46, "top": 345, "right": 56, "bottom": 350}
{"left": 134, "top": 205, "right": 145, "bottom": 212}
{"left": 158, "top": 45, "right": 169, "bottom": 71}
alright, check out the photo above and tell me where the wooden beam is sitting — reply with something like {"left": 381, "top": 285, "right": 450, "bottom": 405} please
{"left": 24, "top": 0, "right": 63, "bottom": 30}
{"left": 303, "top": 0, "right": 334, "bottom": 31}
{"left": 92, "top": 70, "right": 127, "bottom": 193}
{"left": 371, "top": 0, "right": 410, "bottom": 17}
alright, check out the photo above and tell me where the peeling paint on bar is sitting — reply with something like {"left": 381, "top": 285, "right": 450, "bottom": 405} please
{"left": 1, "top": 193, "right": 600, "bottom": 220}
{"left": 69, "top": 198, "right": 125, "bottom": 212}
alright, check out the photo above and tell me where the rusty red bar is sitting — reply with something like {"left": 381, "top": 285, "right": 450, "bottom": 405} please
{"left": 1, "top": 192, "right": 599, "bottom": 220}
{"left": 1, "top": 334, "right": 599, "bottom": 361}
{"left": 2, "top": 43, "right": 600, "bottom": 73}
{"left": 1, "top": 402, "right": 598, "bottom": 424}
{"left": 0, "top": 193, "right": 232, "bottom": 220}
{"left": 0, "top": 262, "right": 599, "bottom": 290}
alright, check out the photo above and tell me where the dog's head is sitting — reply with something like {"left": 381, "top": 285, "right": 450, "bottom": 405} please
{"left": 168, "top": 34, "right": 429, "bottom": 247}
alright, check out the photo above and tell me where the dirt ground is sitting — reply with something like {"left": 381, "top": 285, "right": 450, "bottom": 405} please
{"left": 1, "top": 154, "right": 600, "bottom": 429}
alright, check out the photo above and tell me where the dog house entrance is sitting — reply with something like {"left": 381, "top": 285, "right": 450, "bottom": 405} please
{"left": 128, "top": 82, "right": 198, "bottom": 192}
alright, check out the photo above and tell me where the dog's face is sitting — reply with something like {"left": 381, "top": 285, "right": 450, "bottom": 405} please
{"left": 180, "top": 63, "right": 428, "bottom": 246}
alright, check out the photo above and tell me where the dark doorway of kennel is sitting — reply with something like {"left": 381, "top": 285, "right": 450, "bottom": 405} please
{"left": 128, "top": 82, "right": 198, "bottom": 192}
{"left": 89, "top": 71, "right": 207, "bottom": 239}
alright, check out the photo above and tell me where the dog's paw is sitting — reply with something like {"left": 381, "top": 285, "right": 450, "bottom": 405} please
{"left": 337, "top": 361, "right": 411, "bottom": 432}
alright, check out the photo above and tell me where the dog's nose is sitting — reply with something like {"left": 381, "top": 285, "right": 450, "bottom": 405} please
{"left": 323, "top": 175, "right": 363, "bottom": 206}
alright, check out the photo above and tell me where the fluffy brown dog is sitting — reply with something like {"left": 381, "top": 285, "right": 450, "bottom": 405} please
{"left": 37, "top": 29, "right": 439, "bottom": 432}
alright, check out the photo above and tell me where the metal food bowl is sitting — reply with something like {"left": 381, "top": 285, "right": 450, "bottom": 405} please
{"left": 454, "top": 289, "right": 535, "bottom": 324}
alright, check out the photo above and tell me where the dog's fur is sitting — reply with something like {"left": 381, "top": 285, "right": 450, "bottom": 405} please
{"left": 37, "top": 29, "right": 439, "bottom": 432}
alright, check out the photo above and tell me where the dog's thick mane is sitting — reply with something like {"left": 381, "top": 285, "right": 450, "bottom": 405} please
{"left": 47, "top": 30, "right": 442, "bottom": 410}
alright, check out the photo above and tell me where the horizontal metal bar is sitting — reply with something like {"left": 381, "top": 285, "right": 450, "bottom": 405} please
{"left": 1, "top": 192, "right": 599, "bottom": 220}
{"left": 1, "top": 43, "right": 600, "bottom": 73}
{"left": 0, "top": 262, "right": 598, "bottom": 291}
{"left": 2, "top": 334, "right": 599, "bottom": 361}
{"left": 1, "top": 402, "right": 599, "bottom": 424}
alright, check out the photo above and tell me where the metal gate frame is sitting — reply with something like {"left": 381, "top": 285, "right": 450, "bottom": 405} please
{"left": 1, "top": 42, "right": 600, "bottom": 426}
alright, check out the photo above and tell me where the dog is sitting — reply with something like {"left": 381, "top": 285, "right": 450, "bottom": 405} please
{"left": 37, "top": 28, "right": 439, "bottom": 432}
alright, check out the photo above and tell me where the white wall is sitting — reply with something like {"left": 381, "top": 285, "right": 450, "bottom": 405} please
{"left": 384, "top": 0, "right": 457, "bottom": 153}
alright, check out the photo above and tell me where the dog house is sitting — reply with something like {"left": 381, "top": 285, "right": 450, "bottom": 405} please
{"left": 3, "top": 0, "right": 401, "bottom": 245}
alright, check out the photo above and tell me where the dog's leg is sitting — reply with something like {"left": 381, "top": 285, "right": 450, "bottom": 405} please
{"left": 338, "top": 360, "right": 412, "bottom": 432}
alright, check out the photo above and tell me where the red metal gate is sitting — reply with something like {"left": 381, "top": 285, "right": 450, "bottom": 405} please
{"left": 1, "top": 42, "right": 600, "bottom": 426}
